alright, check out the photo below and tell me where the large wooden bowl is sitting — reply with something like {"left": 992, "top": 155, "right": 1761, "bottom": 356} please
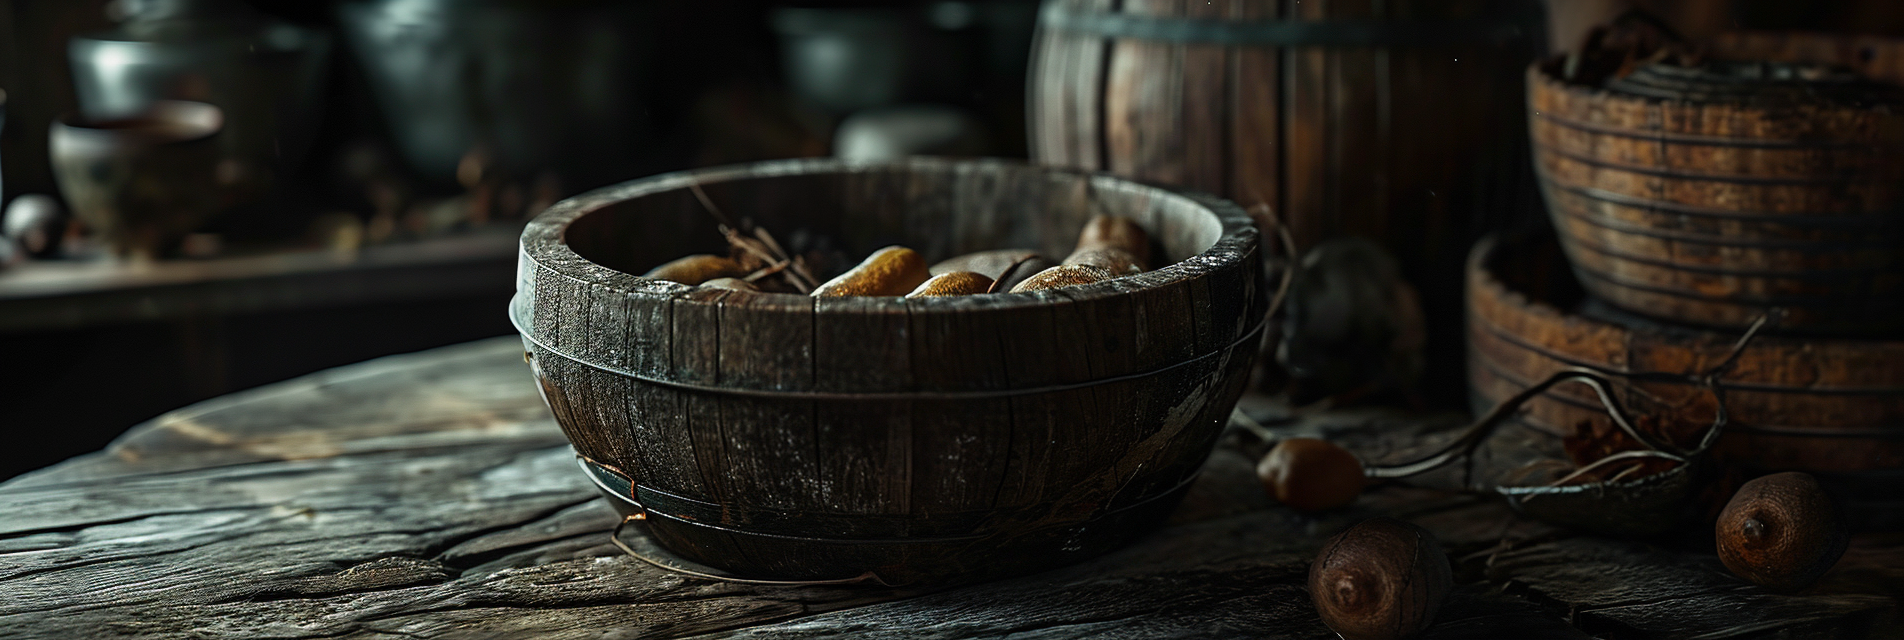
{"left": 1527, "top": 53, "right": 1904, "bottom": 334}
{"left": 512, "top": 158, "right": 1265, "bottom": 585}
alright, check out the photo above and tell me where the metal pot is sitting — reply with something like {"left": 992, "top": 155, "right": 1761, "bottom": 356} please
{"left": 336, "top": 0, "right": 656, "bottom": 187}
{"left": 770, "top": 5, "right": 979, "bottom": 115}
{"left": 68, "top": 0, "right": 329, "bottom": 192}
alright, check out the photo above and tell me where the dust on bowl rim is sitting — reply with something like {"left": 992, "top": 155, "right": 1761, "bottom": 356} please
{"left": 515, "top": 157, "right": 1258, "bottom": 313}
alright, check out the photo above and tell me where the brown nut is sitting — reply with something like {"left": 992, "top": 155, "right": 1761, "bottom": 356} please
{"left": 1008, "top": 264, "right": 1113, "bottom": 292}
{"left": 1258, "top": 438, "right": 1366, "bottom": 512}
{"left": 930, "top": 249, "right": 1043, "bottom": 279}
{"left": 1063, "top": 247, "right": 1145, "bottom": 275}
{"left": 992, "top": 256, "right": 1059, "bottom": 293}
{"left": 1073, "top": 214, "right": 1151, "bottom": 270}
{"left": 811, "top": 246, "right": 930, "bottom": 297}
{"left": 1310, "top": 517, "right": 1452, "bottom": 640}
{"left": 702, "top": 277, "right": 759, "bottom": 292}
{"left": 1717, "top": 472, "right": 1847, "bottom": 592}
{"left": 644, "top": 254, "right": 748, "bottom": 285}
{"left": 906, "top": 271, "right": 994, "bottom": 298}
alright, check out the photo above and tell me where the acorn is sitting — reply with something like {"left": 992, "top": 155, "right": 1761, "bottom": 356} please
{"left": 1310, "top": 517, "right": 1452, "bottom": 640}
{"left": 1062, "top": 247, "right": 1145, "bottom": 276}
{"left": 930, "top": 249, "right": 1043, "bottom": 279}
{"left": 1072, "top": 214, "right": 1152, "bottom": 270}
{"left": 644, "top": 254, "right": 747, "bottom": 285}
{"left": 906, "top": 271, "right": 994, "bottom": 298}
{"left": 1258, "top": 438, "right": 1366, "bottom": 512}
{"left": 811, "top": 246, "right": 930, "bottom": 297}
{"left": 702, "top": 277, "right": 759, "bottom": 292}
{"left": 1716, "top": 472, "right": 1848, "bottom": 592}
{"left": 1008, "top": 264, "right": 1113, "bottom": 293}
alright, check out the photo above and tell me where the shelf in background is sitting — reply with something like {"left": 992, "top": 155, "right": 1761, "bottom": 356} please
{"left": 0, "top": 227, "right": 522, "bottom": 333}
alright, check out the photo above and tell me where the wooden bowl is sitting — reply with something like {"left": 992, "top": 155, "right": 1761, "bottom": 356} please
{"left": 1469, "top": 233, "right": 1904, "bottom": 526}
{"left": 1527, "top": 54, "right": 1904, "bottom": 334}
{"left": 512, "top": 158, "right": 1265, "bottom": 584}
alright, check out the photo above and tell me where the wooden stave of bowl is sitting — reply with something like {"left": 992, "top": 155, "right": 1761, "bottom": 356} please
{"left": 514, "top": 158, "right": 1266, "bottom": 584}
{"left": 1526, "top": 50, "right": 1904, "bottom": 335}
{"left": 1468, "top": 234, "right": 1904, "bottom": 529}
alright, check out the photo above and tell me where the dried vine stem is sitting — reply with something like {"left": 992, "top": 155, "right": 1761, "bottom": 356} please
{"left": 1531, "top": 449, "right": 1685, "bottom": 495}
{"left": 1249, "top": 203, "right": 1298, "bottom": 325}
{"left": 688, "top": 182, "right": 819, "bottom": 293}
{"left": 1363, "top": 312, "right": 1775, "bottom": 481}
{"left": 741, "top": 260, "right": 791, "bottom": 283}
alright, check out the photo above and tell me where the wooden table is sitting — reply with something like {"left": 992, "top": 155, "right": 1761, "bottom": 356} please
{"left": 3, "top": 337, "right": 1899, "bottom": 639}
{"left": 0, "top": 228, "right": 522, "bottom": 477}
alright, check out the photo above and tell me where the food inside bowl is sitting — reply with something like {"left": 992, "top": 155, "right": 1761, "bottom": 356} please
{"left": 640, "top": 188, "right": 1157, "bottom": 299}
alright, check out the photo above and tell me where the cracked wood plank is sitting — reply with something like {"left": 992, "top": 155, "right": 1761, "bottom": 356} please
{"left": 1, "top": 337, "right": 1899, "bottom": 639}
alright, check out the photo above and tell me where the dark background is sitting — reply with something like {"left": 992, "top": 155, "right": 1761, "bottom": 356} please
{"left": 3, "top": 0, "right": 1903, "bottom": 480}
{"left": 0, "top": 0, "right": 1039, "bottom": 479}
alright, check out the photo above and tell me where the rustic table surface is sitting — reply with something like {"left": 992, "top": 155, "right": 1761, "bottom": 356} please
{"left": 3, "top": 337, "right": 1899, "bottom": 639}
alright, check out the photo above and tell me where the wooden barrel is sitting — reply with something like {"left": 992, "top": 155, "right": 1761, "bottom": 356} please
{"left": 1527, "top": 52, "right": 1904, "bottom": 334}
{"left": 1468, "top": 234, "right": 1904, "bottom": 525}
{"left": 513, "top": 158, "right": 1266, "bottom": 585}
{"left": 1028, "top": 0, "right": 1540, "bottom": 392}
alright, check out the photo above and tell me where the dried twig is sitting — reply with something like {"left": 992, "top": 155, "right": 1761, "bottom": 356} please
{"left": 753, "top": 227, "right": 818, "bottom": 290}
{"left": 1250, "top": 203, "right": 1298, "bottom": 322}
{"left": 1363, "top": 312, "right": 1773, "bottom": 482}
{"left": 1538, "top": 450, "right": 1682, "bottom": 490}
{"left": 687, "top": 182, "right": 815, "bottom": 293}
{"left": 741, "top": 260, "right": 791, "bottom": 283}
{"left": 688, "top": 183, "right": 737, "bottom": 230}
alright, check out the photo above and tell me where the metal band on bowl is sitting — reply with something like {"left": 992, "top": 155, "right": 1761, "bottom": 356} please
{"left": 577, "top": 454, "right": 1202, "bottom": 545}
{"left": 1037, "top": 2, "right": 1525, "bottom": 47}
{"left": 514, "top": 293, "right": 1263, "bottom": 402}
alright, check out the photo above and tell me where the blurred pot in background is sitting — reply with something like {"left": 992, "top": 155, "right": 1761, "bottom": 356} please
{"left": 68, "top": 0, "right": 330, "bottom": 204}
{"left": 833, "top": 105, "right": 988, "bottom": 162}
{"left": 772, "top": 7, "right": 917, "bottom": 115}
{"left": 771, "top": 2, "right": 1036, "bottom": 157}
{"left": 336, "top": 0, "right": 657, "bottom": 190}
{"left": 770, "top": 3, "right": 992, "bottom": 115}
{"left": 50, "top": 101, "right": 229, "bottom": 259}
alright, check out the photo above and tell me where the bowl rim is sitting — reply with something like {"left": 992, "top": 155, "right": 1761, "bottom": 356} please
{"left": 518, "top": 156, "right": 1260, "bottom": 315}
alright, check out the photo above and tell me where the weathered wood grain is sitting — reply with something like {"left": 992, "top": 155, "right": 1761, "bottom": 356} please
{"left": 515, "top": 158, "right": 1266, "bottom": 584}
{"left": 1528, "top": 49, "right": 1904, "bottom": 334}
{"left": 3, "top": 337, "right": 1900, "bottom": 638}
{"left": 1028, "top": 0, "right": 1539, "bottom": 354}
{"left": 1469, "top": 235, "right": 1904, "bottom": 490}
